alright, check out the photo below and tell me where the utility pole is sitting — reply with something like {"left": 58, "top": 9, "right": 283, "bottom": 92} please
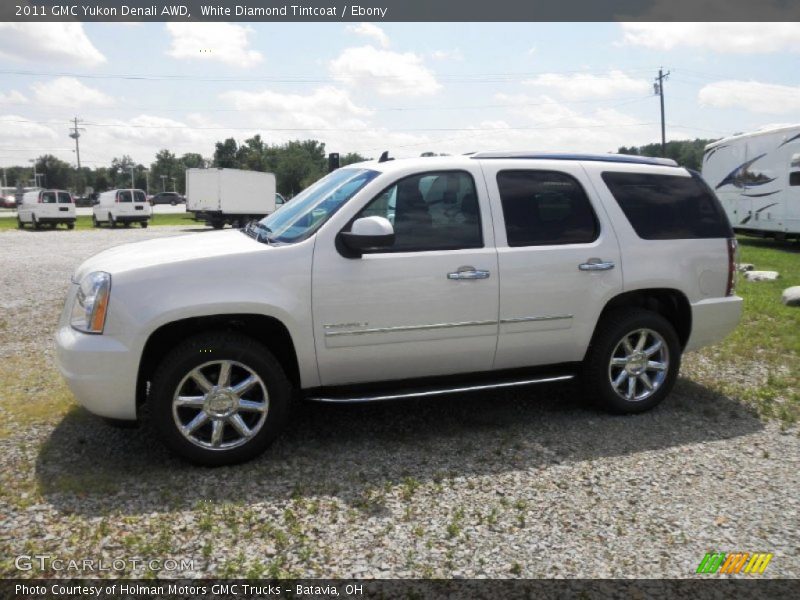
{"left": 69, "top": 117, "right": 85, "bottom": 192}
{"left": 160, "top": 174, "right": 167, "bottom": 192}
{"left": 29, "top": 159, "right": 38, "bottom": 188}
{"left": 170, "top": 177, "right": 176, "bottom": 192}
{"left": 130, "top": 167, "right": 136, "bottom": 189}
{"left": 654, "top": 68, "right": 670, "bottom": 157}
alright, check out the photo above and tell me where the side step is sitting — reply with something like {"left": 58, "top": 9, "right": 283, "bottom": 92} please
{"left": 306, "top": 373, "right": 575, "bottom": 404}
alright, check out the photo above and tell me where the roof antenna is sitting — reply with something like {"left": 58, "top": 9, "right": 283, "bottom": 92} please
{"left": 378, "top": 151, "right": 393, "bottom": 163}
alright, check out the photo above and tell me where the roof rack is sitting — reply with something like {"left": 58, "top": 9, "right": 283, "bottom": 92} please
{"left": 470, "top": 152, "right": 678, "bottom": 167}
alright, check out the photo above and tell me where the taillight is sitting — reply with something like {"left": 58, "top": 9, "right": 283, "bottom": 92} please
{"left": 726, "top": 238, "right": 738, "bottom": 296}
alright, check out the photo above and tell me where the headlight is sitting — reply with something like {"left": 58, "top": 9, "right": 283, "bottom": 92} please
{"left": 70, "top": 271, "right": 111, "bottom": 334}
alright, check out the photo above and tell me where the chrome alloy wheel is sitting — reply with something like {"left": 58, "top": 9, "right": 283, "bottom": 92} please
{"left": 608, "top": 328, "right": 669, "bottom": 402}
{"left": 171, "top": 360, "right": 269, "bottom": 451}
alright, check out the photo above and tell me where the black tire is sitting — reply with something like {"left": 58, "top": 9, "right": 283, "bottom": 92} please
{"left": 211, "top": 219, "right": 224, "bottom": 230}
{"left": 33, "top": 215, "right": 41, "bottom": 230}
{"left": 92, "top": 214, "right": 99, "bottom": 228}
{"left": 141, "top": 221, "right": 148, "bottom": 228}
{"left": 67, "top": 222, "right": 75, "bottom": 230}
{"left": 582, "top": 308, "right": 681, "bottom": 414}
{"left": 17, "top": 216, "right": 23, "bottom": 229}
{"left": 150, "top": 331, "right": 291, "bottom": 466}
{"left": 124, "top": 221, "right": 131, "bottom": 228}
{"left": 110, "top": 214, "right": 117, "bottom": 228}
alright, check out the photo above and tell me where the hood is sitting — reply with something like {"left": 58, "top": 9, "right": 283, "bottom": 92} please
{"left": 73, "top": 230, "right": 266, "bottom": 281}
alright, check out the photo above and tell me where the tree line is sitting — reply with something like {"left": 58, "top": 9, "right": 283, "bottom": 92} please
{"left": 1, "top": 137, "right": 714, "bottom": 197}
{"left": 2, "top": 137, "right": 368, "bottom": 198}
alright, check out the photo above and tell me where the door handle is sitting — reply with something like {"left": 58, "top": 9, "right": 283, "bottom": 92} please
{"left": 579, "top": 259, "right": 615, "bottom": 272}
{"left": 447, "top": 267, "right": 490, "bottom": 280}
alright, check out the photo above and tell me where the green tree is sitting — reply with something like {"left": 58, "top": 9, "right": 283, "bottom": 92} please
{"left": 340, "top": 152, "right": 369, "bottom": 166}
{"left": 150, "top": 149, "right": 183, "bottom": 193}
{"left": 617, "top": 139, "right": 716, "bottom": 171}
{"left": 34, "top": 154, "right": 74, "bottom": 189}
{"left": 213, "top": 138, "right": 239, "bottom": 168}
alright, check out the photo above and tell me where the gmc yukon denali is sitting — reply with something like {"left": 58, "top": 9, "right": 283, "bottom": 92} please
{"left": 56, "top": 153, "right": 742, "bottom": 465}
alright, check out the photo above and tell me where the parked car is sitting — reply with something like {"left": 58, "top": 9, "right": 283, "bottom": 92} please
{"left": 17, "top": 189, "right": 75, "bottom": 229}
{"left": 73, "top": 195, "right": 94, "bottom": 208}
{"left": 150, "top": 191, "right": 185, "bottom": 206}
{"left": 56, "top": 152, "right": 742, "bottom": 465}
{"left": 92, "top": 189, "right": 152, "bottom": 228}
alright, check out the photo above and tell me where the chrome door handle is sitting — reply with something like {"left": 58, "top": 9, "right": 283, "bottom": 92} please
{"left": 579, "top": 259, "right": 615, "bottom": 271}
{"left": 448, "top": 267, "right": 490, "bottom": 280}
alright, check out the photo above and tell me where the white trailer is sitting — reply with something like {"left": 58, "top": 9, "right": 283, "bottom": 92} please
{"left": 186, "top": 168, "right": 277, "bottom": 229}
{"left": 702, "top": 124, "right": 800, "bottom": 239}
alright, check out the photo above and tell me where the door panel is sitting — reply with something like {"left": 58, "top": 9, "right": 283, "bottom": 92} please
{"left": 481, "top": 161, "right": 623, "bottom": 369}
{"left": 311, "top": 168, "right": 499, "bottom": 386}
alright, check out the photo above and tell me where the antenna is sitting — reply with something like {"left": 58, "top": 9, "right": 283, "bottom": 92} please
{"left": 378, "top": 151, "right": 393, "bottom": 163}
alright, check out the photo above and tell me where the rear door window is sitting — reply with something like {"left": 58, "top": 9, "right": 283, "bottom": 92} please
{"left": 118, "top": 191, "right": 133, "bottom": 203}
{"left": 134, "top": 191, "right": 147, "bottom": 203}
{"left": 41, "top": 192, "right": 56, "bottom": 204}
{"left": 57, "top": 192, "right": 72, "bottom": 204}
{"left": 601, "top": 171, "right": 732, "bottom": 240}
{"left": 496, "top": 170, "right": 599, "bottom": 246}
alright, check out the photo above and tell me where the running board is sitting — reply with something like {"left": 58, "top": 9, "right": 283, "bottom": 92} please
{"left": 306, "top": 374, "right": 575, "bottom": 404}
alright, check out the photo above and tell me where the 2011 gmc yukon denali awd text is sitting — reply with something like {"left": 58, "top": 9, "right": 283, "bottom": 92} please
{"left": 56, "top": 153, "right": 743, "bottom": 465}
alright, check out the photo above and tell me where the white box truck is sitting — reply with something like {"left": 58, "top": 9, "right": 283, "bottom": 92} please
{"left": 186, "top": 168, "right": 279, "bottom": 229}
{"left": 702, "top": 124, "right": 800, "bottom": 240}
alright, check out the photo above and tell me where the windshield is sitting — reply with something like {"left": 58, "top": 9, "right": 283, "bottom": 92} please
{"left": 258, "top": 168, "right": 379, "bottom": 243}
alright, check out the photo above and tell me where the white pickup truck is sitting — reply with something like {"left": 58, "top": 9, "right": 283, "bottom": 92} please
{"left": 56, "top": 153, "right": 742, "bottom": 465}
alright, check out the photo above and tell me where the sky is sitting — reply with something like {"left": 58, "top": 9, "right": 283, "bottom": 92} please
{"left": 0, "top": 21, "right": 799, "bottom": 169}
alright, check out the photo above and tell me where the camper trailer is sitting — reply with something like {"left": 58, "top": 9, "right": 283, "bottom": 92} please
{"left": 702, "top": 124, "right": 800, "bottom": 239}
{"left": 17, "top": 189, "right": 76, "bottom": 229}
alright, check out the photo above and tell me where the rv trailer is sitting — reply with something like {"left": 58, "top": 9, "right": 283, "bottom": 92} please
{"left": 702, "top": 124, "right": 800, "bottom": 240}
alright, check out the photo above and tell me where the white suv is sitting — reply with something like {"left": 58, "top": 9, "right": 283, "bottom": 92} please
{"left": 56, "top": 153, "right": 742, "bottom": 465}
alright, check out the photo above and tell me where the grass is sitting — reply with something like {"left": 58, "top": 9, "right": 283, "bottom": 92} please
{"left": 687, "top": 236, "right": 800, "bottom": 422}
{"left": 0, "top": 212, "right": 198, "bottom": 231}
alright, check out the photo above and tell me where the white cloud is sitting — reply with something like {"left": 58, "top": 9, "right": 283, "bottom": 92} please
{"left": 699, "top": 80, "right": 800, "bottom": 114}
{"left": 0, "top": 23, "right": 106, "bottom": 67}
{"left": 0, "top": 90, "right": 27, "bottom": 105}
{"left": 430, "top": 49, "right": 463, "bottom": 61}
{"left": 346, "top": 23, "right": 389, "bottom": 48}
{"left": 166, "top": 23, "right": 263, "bottom": 67}
{"left": 329, "top": 46, "right": 441, "bottom": 96}
{"left": 220, "top": 86, "right": 372, "bottom": 130}
{"left": 408, "top": 93, "right": 661, "bottom": 156}
{"left": 31, "top": 77, "right": 114, "bottom": 108}
{"left": 0, "top": 115, "right": 57, "bottom": 143}
{"left": 523, "top": 70, "right": 650, "bottom": 100}
{"left": 619, "top": 22, "right": 800, "bottom": 53}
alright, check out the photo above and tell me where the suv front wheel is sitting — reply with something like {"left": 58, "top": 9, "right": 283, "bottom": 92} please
{"left": 583, "top": 309, "right": 680, "bottom": 413}
{"left": 151, "top": 332, "right": 291, "bottom": 465}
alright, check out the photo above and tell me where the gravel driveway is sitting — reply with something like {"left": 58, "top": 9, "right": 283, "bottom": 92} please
{"left": 1, "top": 227, "right": 798, "bottom": 579}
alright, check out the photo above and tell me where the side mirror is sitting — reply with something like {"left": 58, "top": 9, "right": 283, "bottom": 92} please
{"left": 338, "top": 216, "right": 395, "bottom": 258}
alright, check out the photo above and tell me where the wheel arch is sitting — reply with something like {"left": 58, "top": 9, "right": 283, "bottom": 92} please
{"left": 587, "top": 288, "right": 692, "bottom": 357}
{"left": 136, "top": 313, "right": 301, "bottom": 410}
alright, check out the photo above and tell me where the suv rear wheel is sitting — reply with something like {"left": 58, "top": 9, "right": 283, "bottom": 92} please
{"left": 583, "top": 309, "right": 680, "bottom": 413}
{"left": 151, "top": 332, "right": 291, "bottom": 465}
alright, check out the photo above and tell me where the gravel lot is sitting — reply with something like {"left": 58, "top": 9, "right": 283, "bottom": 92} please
{"left": 1, "top": 227, "right": 799, "bottom": 579}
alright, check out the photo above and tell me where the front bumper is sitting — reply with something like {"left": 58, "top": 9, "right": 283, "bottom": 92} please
{"left": 684, "top": 296, "right": 743, "bottom": 352}
{"left": 55, "top": 325, "right": 140, "bottom": 420}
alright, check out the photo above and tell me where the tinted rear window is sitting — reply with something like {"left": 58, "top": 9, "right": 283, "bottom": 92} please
{"left": 497, "top": 170, "right": 599, "bottom": 246}
{"left": 118, "top": 191, "right": 132, "bottom": 203}
{"left": 57, "top": 192, "right": 72, "bottom": 204}
{"left": 134, "top": 191, "right": 147, "bottom": 203}
{"left": 41, "top": 192, "right": 56, "bottom": 204}
{"left": 601, "top": 172, "right": 732, "bottom": 240}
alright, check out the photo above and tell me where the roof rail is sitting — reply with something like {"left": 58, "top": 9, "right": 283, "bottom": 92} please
{"left": 470, "top": 152, "right": 678, "bottom": 167}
